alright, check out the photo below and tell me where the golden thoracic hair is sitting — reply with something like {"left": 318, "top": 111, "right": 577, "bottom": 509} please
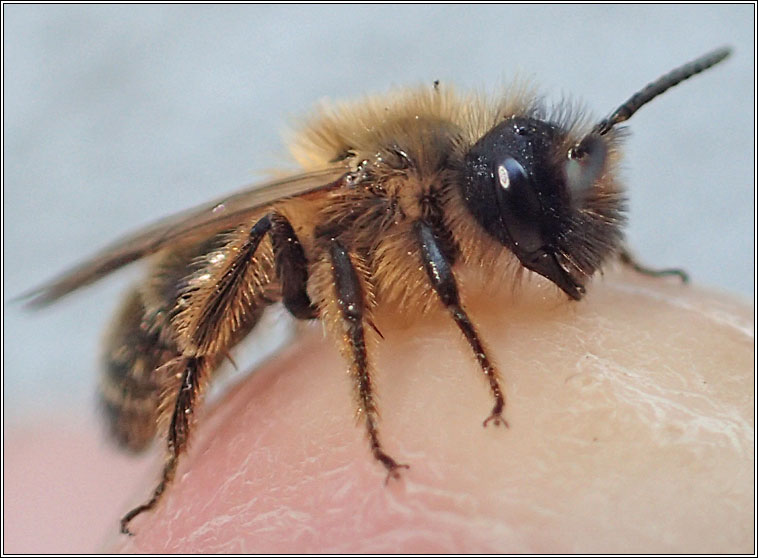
{"left": 288, "top": 80, "right": 626, "bottom": 302}
{"left": 289, "top": 82, "right": 540, "bottom": 171}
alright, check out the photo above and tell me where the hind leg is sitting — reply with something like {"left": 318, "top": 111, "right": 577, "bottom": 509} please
{"left": 116, "top": 226, "right": 274, "bottom": 534}
{"left": 120, "top": 213, "right": 321, "bottom": 534}
{"left": 119, "top": 356, "right": 211, "bottom": 534}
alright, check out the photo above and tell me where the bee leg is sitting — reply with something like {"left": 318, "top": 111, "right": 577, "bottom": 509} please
{"left": 328, "top": 240, "right": 408, "bottom": 482}
{"left": 209, "top": 211, "right": 316, "bottom": 321}
{"left": 117, "top": 225, "right": 275, "bottom": 535}
{"left": 120, "top": 356, "right": 209, "bottom": 535}
{"left": 414, "top": 221, "right": 508, "bottom": 428}
{"left": 619, "top": 248, "right": 689, "bottom": 283}
{"left": 270, "top": 214, "right": 319, "bottom": 320}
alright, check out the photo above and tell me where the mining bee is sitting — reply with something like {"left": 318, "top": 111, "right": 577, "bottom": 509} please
{"left": 25, "top": 47, "right": 731, "bottom": 534}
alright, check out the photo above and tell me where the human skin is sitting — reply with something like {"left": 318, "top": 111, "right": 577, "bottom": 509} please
{"left": 5, "top": 270, "right": 754, "bottom": 552}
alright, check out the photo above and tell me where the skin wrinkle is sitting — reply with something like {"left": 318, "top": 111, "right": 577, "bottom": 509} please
{"left": 607, "top": 280, "right": 754, "bottom": 338}
{"left": 574, "top": 353, "right": 751, "bottom": 455}
{"left": 333, "top": 475, "right": 483, "bottom": 552}
{"left": 385, "top": 483, "right": 529, "bottom": 552}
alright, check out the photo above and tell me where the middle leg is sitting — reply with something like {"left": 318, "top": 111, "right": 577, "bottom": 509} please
{"left": 327, "top": 239, "right": 408, "bottom": 481}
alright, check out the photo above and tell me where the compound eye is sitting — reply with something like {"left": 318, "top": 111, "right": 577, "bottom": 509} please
{"left": 498, "top": 158, "right": 540, "bottom": 214}
{"left": 497, "top": 157, "right": 544, "bottom": 253}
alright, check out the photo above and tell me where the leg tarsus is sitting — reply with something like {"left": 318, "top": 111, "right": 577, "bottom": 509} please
{"left": 483, "top": 407, "right": 509, "bottom": 428}
{"left": 120, "top": 454, "right": 177, "bottom": 535}
{"left": 374, "top": 450, "right": 409, "bottom": 485}
{"left": 619, "top": 249, "right": 689, "bottom": 283}
{"left": 482, "top": 395, "right": 508, "bottom": 427}
{"left": 368, "top": 423, "right": 409, "bottom": 484}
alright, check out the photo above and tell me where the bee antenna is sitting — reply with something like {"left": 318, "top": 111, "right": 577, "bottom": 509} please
{"left": 593, "top": 46, "right": 732, "bottom": 136}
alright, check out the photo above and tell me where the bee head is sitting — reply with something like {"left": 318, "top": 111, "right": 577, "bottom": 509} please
{"left": 460, "top": 47, "right": 731, "bottom": 300}
{"left": 461, "top": 116, "right": 624, "bottom": 300}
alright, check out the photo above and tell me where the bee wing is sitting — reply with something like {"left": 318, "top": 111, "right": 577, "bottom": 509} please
{"left": 23, "top": 167, "right": 347, "bottom": 307}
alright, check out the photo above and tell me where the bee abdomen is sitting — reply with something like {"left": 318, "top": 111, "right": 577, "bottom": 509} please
{"left": 100, "top": 289, "right": 178, "bottom": 451}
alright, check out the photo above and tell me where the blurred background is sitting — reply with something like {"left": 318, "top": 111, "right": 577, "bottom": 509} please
{"left": 3, "top": 5, "right": 754, "bottom": 550}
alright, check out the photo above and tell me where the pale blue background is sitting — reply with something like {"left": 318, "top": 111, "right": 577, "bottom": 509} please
{"left": 4, "top": 5, "right": 754, "bottom": 418}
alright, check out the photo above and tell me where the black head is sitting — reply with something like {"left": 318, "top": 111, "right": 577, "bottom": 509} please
{"left": 461, "top": 116, "right": 622, "bottom": 300}
{"left": 459, "top": 47, "right": 731, "bottom": 300}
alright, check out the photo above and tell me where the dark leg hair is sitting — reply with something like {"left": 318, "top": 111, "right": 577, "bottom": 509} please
{"left": 231, "top": 212, "right": 318, "bottom": 320}
{"left": 181, "top": 212, "right": 317, "bottom": 355}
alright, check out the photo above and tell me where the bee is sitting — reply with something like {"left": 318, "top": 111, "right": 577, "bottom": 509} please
{"left": 25, "top": 47, "right": 731, "bottom": 535}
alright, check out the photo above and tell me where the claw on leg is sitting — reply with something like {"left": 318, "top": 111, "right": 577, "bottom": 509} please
{"left": 375, "top": 450, "right": 410, "bottom": 485}
{"left": 483, "top": 410, "right": 509, "bottom": 428}
{"left": 482, "top": 397, "right": 508, "bottom": 428}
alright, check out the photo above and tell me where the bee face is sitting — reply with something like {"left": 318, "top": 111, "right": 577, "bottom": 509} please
{"left": 461, "top": 116, "right": 623, "bottom": 300}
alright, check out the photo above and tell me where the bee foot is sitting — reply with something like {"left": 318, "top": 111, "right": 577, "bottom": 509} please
{"left": 376, "top": 452, "right": 409, "bottom": 485}
{"left": 119, "top": 516, "right": 136, "bottom": 537}
{"left": 483, "top": 410, "right": 509, "bottom": 428}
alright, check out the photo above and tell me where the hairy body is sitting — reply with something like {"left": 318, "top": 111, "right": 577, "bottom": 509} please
{"left": 27, "top": 48, "right": 731, "bottom": 534}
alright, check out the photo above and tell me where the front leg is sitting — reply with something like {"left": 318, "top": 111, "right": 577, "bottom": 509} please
{"left": 414, "top": 221, "right": 507, "bottom": 428}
